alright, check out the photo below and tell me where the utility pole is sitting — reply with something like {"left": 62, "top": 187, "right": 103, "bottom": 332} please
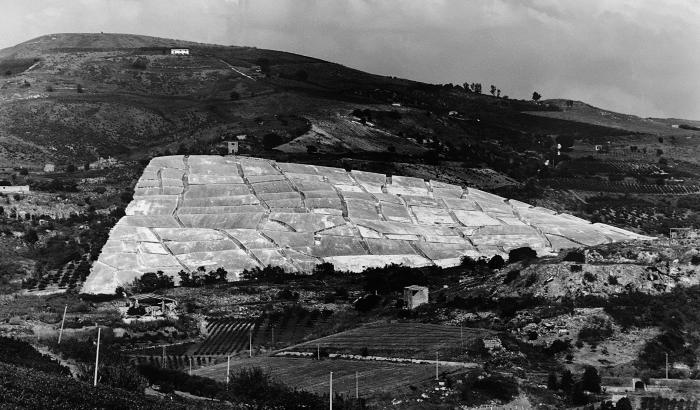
{"left": 188, "top": 356, "right": 192, "bottom": 376}
{"left": 329, "top": 371, "right": 333, "bottom": 410}
{"left": 226, "top": 355, "right": 230, "bottom": 385}
{"left": 435, "top": 351, "right": 439, "bottom": 380}
{"left": 665, "top": 352, "right": 669, "bottom": 380}
{"left": 317, "top": 344, "right": 320, "bottom": 360}
{"left": 93, "top": 327, "right": 101, "bottom": 387}
{"left": 249, "top": 328, "right": 252, "bottom": 358}
{"left": 162, "top": 345, "right": 166, "bottom": 367}
{"left": 355, "top": 371, "right": 358, "bottom": 399}
{"left": 460, "top": 324, "right": 463, "bottom": 351}
{"left": 58, "top": 305, "right": 67, "bottom": 344}
{"left": 271, "top": 326, "right": 274, "bottom": 346}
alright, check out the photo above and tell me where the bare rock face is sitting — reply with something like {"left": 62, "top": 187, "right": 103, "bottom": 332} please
{"left": 81, "top": 155, "right": 650, "bottom": 294}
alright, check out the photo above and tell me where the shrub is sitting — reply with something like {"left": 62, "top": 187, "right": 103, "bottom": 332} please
{"left": 262, "top": 133, "right": 284, "bottom": 150}
{"left": 503, "top": 270, "right": 520, "bottom": 285}
{"left": 131, "top": 57, "right": 148, "bottom": 70}
{"left": 312, "top": 262, "right": 335, "bottom": 277}
{"left": 0, "top": 337, "right": 69, "bottom": 375}
{"left": 131, "top": 271, "right": 174, "bottom": 293}
{"left": 616, "top": 397, "right": 633, "bottom": 410}
{"left": 608, "top": 275, "right": 619, "bottom": 285}
{"left": 564, "top": 250, "right": 586, "bottom": 263}
{"left": 241, "top": 265, "right": 292, "bottom": 283}
{"left": 355, "top": 294, "right": 382, "bottom": 312}
{"left": 277, "top": 288, "right": 299, "bottom": 301}
{"left": 581, "top": 366, "right": 601, "bottom": 393}
{"left": 583, "top": 272, "right": 596, "bottom": 282}
{"left": 488, "top": 255, "right": 505, "bottom": 270}
{"left": 23, "top": 228, "right": 39, "bottom": 244}
{"left": 570, "top": 264, "right": 582, "bottom": 272}
{"left": 525, "top": 273, "right": 538, "bottom": 287}
{"left": 363, "top": 264, "right": 430, "bottom": 294}
{"left": 543, "top": 339, "right": 571, "bottom": 356}
{"left": 691, "top": 255, "right": 700, "bottom": 265}
{"left": 80, "top": 363, "right": 147, "bottom": 392}
{"left": 508, "top": 247, "right": 537, "bottom": 263}
{"left": 560, "top": 369, "right": 574, "bottom": 392}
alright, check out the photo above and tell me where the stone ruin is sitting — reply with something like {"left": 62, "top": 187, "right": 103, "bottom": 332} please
{"left": 81, "top": 155, "right": 650, "bottom": 294}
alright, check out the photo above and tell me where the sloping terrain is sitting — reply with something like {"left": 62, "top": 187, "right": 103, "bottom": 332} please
{"left": 82, "top": 155, "right": 648, "bottom": 294}
{"left": 5, "top": 32, "right": 692, "bottom": 175}
{"left": 525, "top": 99, "right": 699, "bottom": 137}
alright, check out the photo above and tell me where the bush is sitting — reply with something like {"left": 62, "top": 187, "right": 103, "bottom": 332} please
{"left": 80, "top": 363, "right": 147, "bottom": 392}
{"left": 543, "top": 339, "right": 571, "bottom": 356}
{"left": 459, "top": 372, "right": 519, "bottom": 404}
{"left": 355, "top": 294, "right": 382, "bottom": 312}
{"left": 563, "top": 250, "right": 586, "bottom": 263}
{"left": 608, "top": 275, "right": 619, "bottom": 285}
{"left": 312, "top": 262, "right": 335, "bottom": 277}
{"left": 131, "top": 271, "right": 174, "bottom": 293}
{"left": 277, "top": 288, "right": 299, "bottom": 301}
{"left": 363, "top": 264, "right": 430, "bottom": 294}
{"left": 503, "top": 270, "right": 520, "bottom": 285}
{"left": 0, "top": 337, "right": 69, "bottom": 375}
{"left": 262, "top": 133, "right": 284, "bottom": 150}
{"left": 241, "top": 265, "right": 292, "bottom": 283}
{"left": 581, "top": 366, "right": 601, "bottom": 393}
{"left": 131, "top": 57, "right": 148, "bottom": 70}
{"left": 570, "top": 264, "right": 582, "bottom": 272}
{"left": 508, "top": 247, "right": 537, "bottom": 263}
{"left": 691, "top": 255, "right": 700, "bottom": 265}
{"left": 583, "top": 272, "right": 596, "bottom": 282}
{"left": 488, "top": 255, "right": 505, "bottom": 270}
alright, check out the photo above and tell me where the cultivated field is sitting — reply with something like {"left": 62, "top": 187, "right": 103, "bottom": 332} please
{"left": 287, "top": 322, "right": 495, "bottom": 361}
{"left": 194, "top": 356, "right": 463, "bottom": 397}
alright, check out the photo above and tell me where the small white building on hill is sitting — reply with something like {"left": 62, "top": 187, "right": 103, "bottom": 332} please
{"left": 0, "top": 185, "right": 29, "bottom": 193}
{"left": 170, "top": 48, "right": 190, "bottom": 56}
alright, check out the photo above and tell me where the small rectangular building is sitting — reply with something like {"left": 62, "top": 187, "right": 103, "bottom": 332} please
{"left": 170, "top": 48, "right": 190, "bottom": 56}
{"left": 43, "top": 163, "right": 55, "bottom": 173}
{"left": 403, "top": 285, "right": 429, "bottom": 309}
{"left": 0, "top": 185, "right": 30, "bottom": 193}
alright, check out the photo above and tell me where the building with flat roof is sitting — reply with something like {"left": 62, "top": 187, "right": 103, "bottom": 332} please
{"left": 170, "top": 48, "right": 190, "bottom": 55}
{"left": 403, "top": 285, "right": 429, "bottom": 309}
{"left": 0, "top": 185, "right": 29, "bottom": 193}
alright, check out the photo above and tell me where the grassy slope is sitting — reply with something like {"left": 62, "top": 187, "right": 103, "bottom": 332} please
{"left": 0, "top": 32, "right": 652, "bottom": 169}
{"left": 0, "top": 361, "right": 229, "bottom": 410}
{"left": 525, "top": 99, "right": 700, "bottom": 137}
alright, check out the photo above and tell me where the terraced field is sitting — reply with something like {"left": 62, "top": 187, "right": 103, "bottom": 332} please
{"left": 194, "top": 356, "right": 463, "bottom": 397}
{"left": 83, "top": 155, "right": 649, "bottom": 294}
{"left": 287, "top": 322, "right": 495, "bottom": 361}
{"left": 23, "top": 254, "right": 90, "bottom": 293}
{"left": 545, "top": 178, "right": 700, "bottom": 194}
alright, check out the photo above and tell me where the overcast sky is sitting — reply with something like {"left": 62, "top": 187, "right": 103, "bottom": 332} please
{"left": 1, "top": 0, "right": 699, "bottom": 119}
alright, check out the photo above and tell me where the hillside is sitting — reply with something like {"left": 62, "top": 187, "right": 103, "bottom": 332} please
{"left": 526, "top": 99, "right": 700, "bottom": 137}
{"left": 2, "top": 32, "right": 681, "bottom": 176}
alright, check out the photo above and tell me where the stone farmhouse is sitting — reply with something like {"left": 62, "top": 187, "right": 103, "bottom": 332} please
{"left": 403, "top": 285, "right": 429, "bottom": 309}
